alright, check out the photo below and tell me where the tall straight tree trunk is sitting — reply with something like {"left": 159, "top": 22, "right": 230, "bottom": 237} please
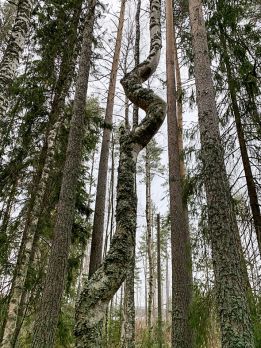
{"left": 0, "top": 0, "right": 35, "bottom": 118}
{"left": 89, "top": 0, "right": 126, "bottom": 277}
{"left": 74, "top": 1, "right": 166, "bottom": 345}
{"left": 189, "top": 1, "right": 254, "bottom": 347}
{"left": 166, "top": 0, "right": 193, "bottom": 347}
{"left": 173, "top": 26, "right": 185, "bottom": 178}
{"left": 165, "top": 250, "right": 170, "bottom": 322}
{"left": 218, "top": 23, "right": 261, "bottom": 255}
{"left": 156, "top": 214, "right": 162, "bottom": 348}
{"left": 145, "top": 149, "right": 153, "bottom": 340}
{"left": 31, "top": 2, "right": 97, "bottom": 347}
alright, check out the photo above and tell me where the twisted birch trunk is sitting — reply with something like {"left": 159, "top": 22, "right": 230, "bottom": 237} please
{"left": 189, "top": 0, "right": 254, "bottom": 347}
{"left": 0, "top": 0, "right": 35, "bottom": 118}
{"left": 120, "top": 3, "right": 141, "bottom": 344}
{"left": 75, "top": 1, "right": 166, "bottom": 346}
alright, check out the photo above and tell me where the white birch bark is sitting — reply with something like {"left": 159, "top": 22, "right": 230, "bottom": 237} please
{"left": 0, "top": 0, "right": 35, "bottom": 118}
{"left": 1, "top": 117, "right": 61, "bottom": 348}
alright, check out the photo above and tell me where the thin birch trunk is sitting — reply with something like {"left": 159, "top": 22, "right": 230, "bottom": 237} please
{"left": 1, "top": 119, "right": 62, "bottom": 348}
{"left": 75, "top": 1, "right": 166, "bottom": 345}
{"left": 31, "top": 2, "right": 97, "bottom": 347}
{"left": 189, "top": 0, "right": 254, "bottom": 346}
{"left": 89, "top": 0, "right": 126, "bottom": 277}
{"left": 0, "top": 0, "right": 35, "bottom": 118}
{"left": 0, "top": 4, "right": 84, "bottom": 345}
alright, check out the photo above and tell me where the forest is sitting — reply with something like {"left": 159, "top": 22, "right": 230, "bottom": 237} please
{"left": 0, "top": 0, "right": 260, "bottom": 347}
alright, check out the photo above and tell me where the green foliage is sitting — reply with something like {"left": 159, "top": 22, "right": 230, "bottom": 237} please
{"left": 189, "top": 287, "right": 214, "bottom": 348}
{"left": 56, "top": 304, "right": 75, "bottom": 348}
{"left": 136, "top": 323, "right": 170, "bottom": 347}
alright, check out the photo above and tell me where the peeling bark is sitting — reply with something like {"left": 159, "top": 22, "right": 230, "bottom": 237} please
{"left": 75, "top": 1, "right": 166, "bottom": 346}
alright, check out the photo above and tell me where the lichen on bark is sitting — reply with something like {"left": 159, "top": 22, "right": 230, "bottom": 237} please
{"left": 74, "top": 1, "right": 166, "bottom": 346}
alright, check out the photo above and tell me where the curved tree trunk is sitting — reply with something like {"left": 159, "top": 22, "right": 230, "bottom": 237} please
{"left": 0, "top": 0, "right": 35, "bottom": 118}
{"left": 74, "top": 1, "right": 166, "bottom": 346}
{"left": 31, "top": 2, "right": 97, "bottom": 347}
{"left": 189, "top": 1, "right": 254, "bottom": 347}
{"left": 89, "top": 0, "right": 126, "bottom": 277}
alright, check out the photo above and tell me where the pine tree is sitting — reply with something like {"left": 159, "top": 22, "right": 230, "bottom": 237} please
{"left": 166, "top": 0, "right": 193, "bottom": 346}
{"left": 89, "top": 0, "right": 126, "bottom": 277}
{"left": 31, "top": 1, "right": 97, "bottom": 346}
{"left": 188, "top": 0, "right": 255, "bottom": 346}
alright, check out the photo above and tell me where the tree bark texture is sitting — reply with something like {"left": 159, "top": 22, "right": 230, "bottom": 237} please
{"left": 0, "top": 4, "right": 84, "bottom": 346}
{"left": 74, "top": 1, "right": 166, "bottom": 346}
{"left": 166, "top": 0, "right": 193, "bottom": 347}
{"left": 173, "top": 26, "right": 185, "bottom": 178}
{"left": 145, "top": 148, "right": 153, "bottom": 338}
{"left": 189, "top": 1, "right": 254, "bottom": 347}
{"left": 133, "top": 0, "right": 141, "bottom": 128}
{"left": 156, "top": 214, "right": 162, "bottom": 348}
{"left": 89, "top": 0, "right": 126, "bottom": 277}
{"left": 120, "top": 92, "right": 136, "bottom": 348}
{"left": 0, "top": 0, "right": 35, "bottom": 118}
{"left": 121, "top": 262, "right": 135, "bottom": 348}
{"left": 31, "top": 2, "right": 97, "bottom": 347}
